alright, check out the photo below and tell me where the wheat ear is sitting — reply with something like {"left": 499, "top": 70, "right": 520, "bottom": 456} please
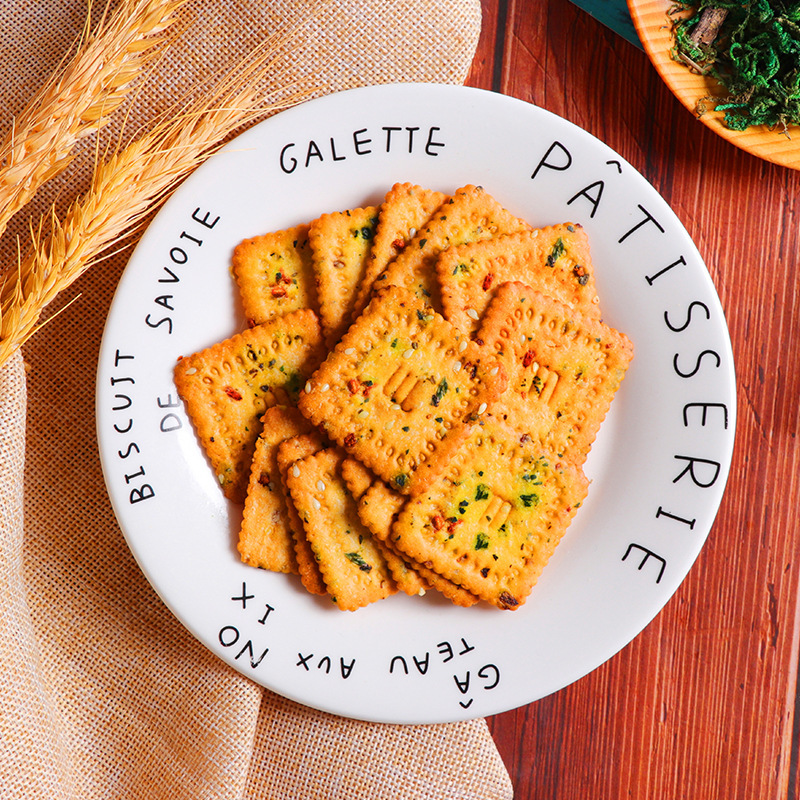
{"left": 0, "top": 0, "right": 188, "bottom": 241}
{"left": 0, "top": 36, "right": 319, "bottom": 367}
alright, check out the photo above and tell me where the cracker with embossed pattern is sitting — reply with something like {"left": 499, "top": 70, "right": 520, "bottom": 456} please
{"left": 372, "top": 185, "right": 531, "bottom": 312}
{"left": 341, "top": 457, "right": 427, "bottom": 598}
{"left": 437, "top": 226, "right": 602, "bottom": 334}
{"left": 309, "top": 205, "right": 380, "bottom": 348}
{"left": 478, "top": 282, "right": 633, "bottom": 463}
{"left": 232, "top": 224, "right": 317, "bottom": 325}
{"left": 351, "top": 183, "right": 448, "bottom": 319}
{"left": 277, "top": 432, "right": 329, "bottom": 596}
{"left": 298, "top": 285, "right": 508, "bottom": 496}
{"left": 238, "top": 405, "right": 315, "bottom": 573}
{"left": 174, "top": 309, "right": 326, "bottom": 502}
{"left": 387, "top": 415, "right": 590, "bottom": 610}
{"left": 285, "top": 448, "right": 397, "bottom": 610}
{"left": 357, "top": 480, "right": 480, "bottom": 608}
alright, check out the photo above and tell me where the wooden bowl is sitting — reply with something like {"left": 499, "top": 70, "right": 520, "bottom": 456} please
{"left": 627, "top": 0, "right": 800, "bottom": 170}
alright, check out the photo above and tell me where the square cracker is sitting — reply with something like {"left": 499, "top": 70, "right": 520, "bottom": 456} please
{"left": 298, "top": 285, "right": 508, "bottom": 496}
{"left": 478, "top": 282, "right": 633, "bottom": 463}
{"left": 351, "top": 183, "right": 447, "bottom": 319}
{"left": 284, "top": 448, "right": 397, "bottom": 611}
{"left": 238, "top": 405, "right": 315, "bottom": 574}
{"left": 340, "top": 457, "right": 428, "bottom": 598}
{"left": 173, "top": 308, "right": 326, "bottom": 502}
{"left": 356, "top": 480, "right": 480, "bottom": 608}
{"left": 389, "top": 415, "right": 590, "bottom": 610}
{"left": 373, "top": 184, "right": 531, "bottom": 312}
{"left": 277, "top": 433, "right": 329, "bottom": 596}
{"left": 232, "top": 224, "right": 318, "bottom": 325}
{"left": 437, "top": 225, "right": 602, "bottom": 334}
{"left": 309, "top": 205, "right": 380, "bottom": 348}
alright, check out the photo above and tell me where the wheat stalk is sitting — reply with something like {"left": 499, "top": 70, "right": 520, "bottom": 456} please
{"left": 0, "top": 35, "right": 319, "bottom": 367}
{"left": 0, "top": 0, "right": 188, "bottom": 241}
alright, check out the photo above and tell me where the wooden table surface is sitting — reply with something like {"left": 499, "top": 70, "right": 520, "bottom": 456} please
{"left": 469, "top": 2, "right": 800, "bottom": 798}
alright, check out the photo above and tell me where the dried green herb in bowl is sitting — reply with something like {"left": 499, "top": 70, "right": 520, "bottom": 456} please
{"left": 670, "top": 0, "right": 800, "bottom": 132}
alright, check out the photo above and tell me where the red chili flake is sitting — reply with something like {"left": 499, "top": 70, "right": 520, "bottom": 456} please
{"left": 432, "top": 514, "right": 445, "bottom": 531}
{"left": 344, "top": 433, "right": 357, "bottom": 448}
{"left": 522, "top": 350, "right": 535, "bottom": 368}
{"left": 224, "top": 386, "right": 243, "bottom": 401}
{"left": 474, "top": 337, "right": 484, "bottom": 347}
{"left": 258, "top": 473, "right": 271, "bottom": 488}
{"left": 247, "top": 317, "right": 257, "bottom": 328}
{"left": 446, "top": 518, "right": 462, "bottom": 534}
{"left": 392, "top": 238, "right": 406, "bottom": 250}
{"left": 271, "top": 285, "right": 287, "bottom": 297}
{"left": 520, "top": 433, "right": 531, "bottom": 443}
{"left": 281, "top": 273, "right": 293, "bottom": 284}
{"left": 361, "top": 384, "right": 373, "bottom": 397}
{"left": 482, "top": 273, "right": 494, "bottom": 291}
{"left": 347, "top": 379, "right": 360, "bottom": 394}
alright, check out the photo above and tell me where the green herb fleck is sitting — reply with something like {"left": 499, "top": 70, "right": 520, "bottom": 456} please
{"left": 475, "top": 484, "right": 490, "bottom": 501}
{"left": 345, "top": 552, "right": 372, "bottom": 572}
{"left": 431, "top": 378, "right": 448, "bottom": 407}
{"left": 520, "top": 493, "right": 539, "bottom": 508}
{"left": 475, "top": 533, "right": 490, "bottom": 550}
{"left": 546, "top": 238, "right": 566, "bottom": 267}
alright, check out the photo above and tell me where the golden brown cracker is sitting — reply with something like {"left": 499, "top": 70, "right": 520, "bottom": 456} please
{"left": 238, "top": 405, "right": 314, "bottom": 573}
{"left": 373, "top": 185, "right": 531, "bottom": 312}
{"left": 174, "top": 309, "right": 326, "bottom": 502}
{"left": 351, "top": 183, "right": 448, "bottom": 319}
{"left": 298, "top": 285, "right": 508, "bottom": 496}
{"left": 342, "top": 468, "right": 428, "bottom": 598}
{"left": 389, "top": 415, "right": 590, "bottom": 610}
{"left": 437, "top": 225, "right": 601, "bottom": 334}
{"left": 284, "top": 448, "right": 396, "bottom": 611}
{"left": 232, "top": 224, "right": 317, "bottom": 325}
{"left": 309, "top": 206, "right": 380, "bottom": 348}
{"left": 277, "top": 432, "right": 329, "bottom": 596}
{"left": 478, "top": 283, "right": 633, "bottom": 462}
{"left": 357, "top": 482, "right": 479, "bottom": 607}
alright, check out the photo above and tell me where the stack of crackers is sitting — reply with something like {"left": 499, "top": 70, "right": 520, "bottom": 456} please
{"left": 174, "top": 184, "right": 633, "bottom": 611}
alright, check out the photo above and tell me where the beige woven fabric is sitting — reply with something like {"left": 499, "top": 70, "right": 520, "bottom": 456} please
{"left": 0, "top": 1, "right": 515, "bottom": 799}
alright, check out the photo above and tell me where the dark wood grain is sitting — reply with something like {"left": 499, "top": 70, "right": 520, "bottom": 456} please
{"left": 469, "top": 1, "right": 800, "bottom": 798}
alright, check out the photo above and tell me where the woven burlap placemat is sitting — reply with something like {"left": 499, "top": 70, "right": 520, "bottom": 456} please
{"left": 0, "top": 2, "right": 515, "bottom": 798}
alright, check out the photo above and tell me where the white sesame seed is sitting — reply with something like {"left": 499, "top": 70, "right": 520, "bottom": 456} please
{"left": 217, "top": 474, "right": 225, "bottom": 485}
{"left": 316, "top": 480, "right": 326, "bottom": 491}
{"left": 453, "top": 361, "right": 462, "bottom": 373}
{"left": 409, "top": 228, "right": 417, "bottom": 237}
{"left": 490, "top": 366, "right": 499, "bottom": 376}
{"left": 403, "top": 349, "right": 415, "bottom": 358}
{"left": 304, "top": 381, "right": 312, "bottom": 394}
{"left": 344, "top": 347, "right": 356, "bottom": 355}
{"left": 321, "top": 383, "right": 330, "bottom": 392}
{"left": 391, "top": 403, "right": 401, "bottom": 411}
{"left": 458, "top": 340, "right": 468, "bottom": 353}
{"left": 466, "top": 308, "right": 479, "bottom": 320}
{"left": 292, "top": 465, "right": 300, "bottom": 478}
{"left": 358, "top": 409, "right": 369, "bottom": 418}
{"left": 312, "top": 498, "right": 321, "bottom": 510}
{"left": 520, "top": 334, "right": 527, "bottom": 345}
{"left": 185, "top": 367, "right": 197, "bottom": 375}
{"left": 477, "top": 402, "right": 487, "bottom": 414}
{"left": 385, "top": 419, "right": 395, "bottom": 429}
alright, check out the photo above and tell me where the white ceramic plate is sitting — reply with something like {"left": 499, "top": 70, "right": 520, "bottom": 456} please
{"left": 97, "top": 83, "right": 736, "bottom": 724}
